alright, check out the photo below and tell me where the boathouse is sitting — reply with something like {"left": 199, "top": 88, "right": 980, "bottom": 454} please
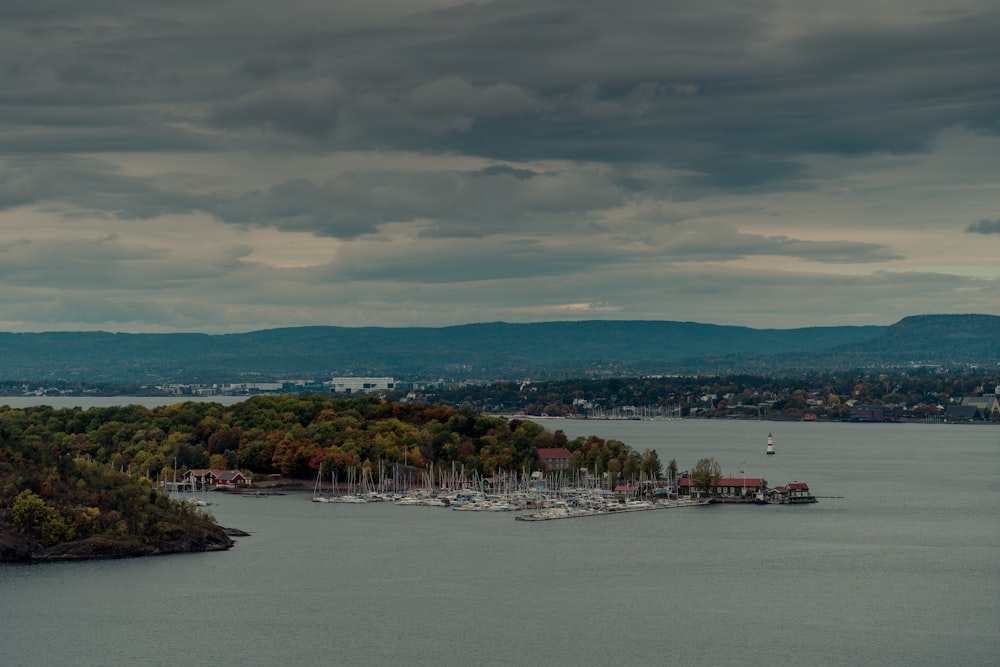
{"left": 182, "top": 469, "right": 217, "bottom": 488}
{"left": 215, "top": 470, "right": 250, "bottom": 487}
{"left": 677, "top": 477, "right": 765, "bottom": 497}
{"left": 182, "top": 468, "right": 251, "bottom": 489}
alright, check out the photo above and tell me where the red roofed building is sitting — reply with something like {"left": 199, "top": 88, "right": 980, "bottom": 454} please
{"left": 215, "top": 470, "right": 250, "bottom": 487}
{"left": 537, "top": 447, "right": 573, "bottom": 471}
{"left": 782, "top": 481, "right": 816, "bottom": 503}
{"left": 182, "top": 469, "right": 217, "bottom": 488}
{"left": 181, "top": 468, "right": 251, "bottom": 489}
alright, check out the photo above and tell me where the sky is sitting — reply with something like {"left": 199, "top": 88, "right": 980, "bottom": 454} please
{"left": 1, "top": 0, "right": 998, "bottom": 334}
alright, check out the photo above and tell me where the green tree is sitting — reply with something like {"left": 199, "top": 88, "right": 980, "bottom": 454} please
{"left": 691, "top": 457, "right": 722, "bottom": 497}
{"left": 12, "top": 489, "right": 49, "bottom": 533}
{"left": 11, "top": 488, "right": 73, "bottom": 544}
{"left": 639, "top": 449, "right": 662, "bottom": 479}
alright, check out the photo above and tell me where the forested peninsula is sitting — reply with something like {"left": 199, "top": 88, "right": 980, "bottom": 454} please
{"left": 1, "top": 396, "right": 646, "bottom": 561}
{"left": 1, "top": 406, "right": 236, "bottom": 561}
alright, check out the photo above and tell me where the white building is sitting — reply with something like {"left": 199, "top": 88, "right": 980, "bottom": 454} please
{"left": 327, "top": 377, "right": 396, "bottom": 394}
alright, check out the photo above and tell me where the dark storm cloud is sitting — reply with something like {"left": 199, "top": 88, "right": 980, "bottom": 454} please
{"left": 5, "top": 1, "right": 998, "bottom": 191}
{"left": 312, "top": 236, "right": 623, "bottom": 284}
{"left": 966, "top": 218, "right": 1000, "bottom": 234}
{"left": 0, "top": 157, "right": 205, "bottom": 218}
{"left": 0, "top": 232, "right": 249, "bottom": 290}
{"left": 194, "top": 1, "right": 1000, "bottom": 194}
{"left": 211, "top": 165, "right": 629, "bottom": 239}
{"left": 665, "top": 231, "right": 902, "bottom": 264}
{"left": 1, "top": 1, "right": 998, "bottom": 332}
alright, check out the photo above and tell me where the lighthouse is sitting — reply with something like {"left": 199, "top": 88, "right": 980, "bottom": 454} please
{"left": 766, "top": 432, "right": 775, "bottom": 455}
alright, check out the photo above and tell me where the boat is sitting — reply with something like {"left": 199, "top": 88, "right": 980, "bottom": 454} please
{"left": 766, "top": 432, "right": 775, "bottom": 455}
{"left": 311, "top": 468, "right": 330, "bottom": 502}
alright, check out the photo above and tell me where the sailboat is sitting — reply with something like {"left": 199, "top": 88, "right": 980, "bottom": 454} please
{"left": 312, "top": 467, "right": 330, "bottom": 502}
{"left": 189, "top": 471, "right": 209, "bottom": 506}
{"left": 766, "top": 432, "right": 775, "bottom": 455}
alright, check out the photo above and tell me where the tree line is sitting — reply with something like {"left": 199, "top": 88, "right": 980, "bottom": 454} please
{"left": 0, "top": 395, "right": 664, "bottom": 487}
{"left": 428, "top": 370, "right": 1000, "bottom": 419}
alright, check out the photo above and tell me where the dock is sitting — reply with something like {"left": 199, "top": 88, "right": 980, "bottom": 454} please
{"left": 515, "top": 498, "right": 714, "bottom": 521}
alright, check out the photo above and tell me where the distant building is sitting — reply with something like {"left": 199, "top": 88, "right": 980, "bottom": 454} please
{"left": 960, "top": 394, "right": 999, "bottom": 419}
{"left": 327, "top": 377, "right": 395, "bottom": 394}
{"left": 945, "top": 405, "right": 985, "bottom": 421}
{"left": 181, "top": 469, "right": 251, "bottom": 489}
{"left": 215, "top": 470, "right": 250, "bottom": 487}
{"left": 216, "top": 382, "right": 284, "bottom": 393}
{"left": 850, "top": 404, "right": 903, "bottom": 422}
{"left": 537, "top": 447, "right": 573, "bottom": 471}
{"left": 678, "top": 477, "right": 765, "bottom": 496}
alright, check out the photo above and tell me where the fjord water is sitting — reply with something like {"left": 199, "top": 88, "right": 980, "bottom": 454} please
{"left": 2, "top": 418, "right": 998, "bottom": 667}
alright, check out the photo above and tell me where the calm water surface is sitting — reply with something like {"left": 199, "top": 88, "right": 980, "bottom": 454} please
{"left": 2, "top": 416, "right": 998, "bottom": 666}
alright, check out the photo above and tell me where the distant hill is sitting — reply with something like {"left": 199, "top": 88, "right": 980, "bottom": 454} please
{"left": 0, "top": 314, "right": 996, "bottom": 384}
{"left": 671, "top": 314, "right": 1000, "bottom": 374}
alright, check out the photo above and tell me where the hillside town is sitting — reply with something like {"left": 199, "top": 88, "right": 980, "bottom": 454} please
{"left": 4, "top": 374, "right": 999, "bottom": 423}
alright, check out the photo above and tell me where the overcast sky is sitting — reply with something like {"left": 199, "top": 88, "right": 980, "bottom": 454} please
{"left": 1, "top": 0, "right": 998, "bottom": 333}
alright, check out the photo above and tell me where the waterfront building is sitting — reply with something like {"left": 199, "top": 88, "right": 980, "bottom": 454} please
{"left": 960, "top": 393, "right": 1000, "bottom": 419}
{"left": 677, "top": 476, "right": 765, "bottom": 497}
{"left": 327, "top": 377, "right": 396, "bottom": 394}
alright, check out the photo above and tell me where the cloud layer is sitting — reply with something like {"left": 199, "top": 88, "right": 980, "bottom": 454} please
{"left": 1, "top": 0, "right": 998, "bottom": 333}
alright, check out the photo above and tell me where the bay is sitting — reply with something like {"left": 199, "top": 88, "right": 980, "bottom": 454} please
{"left": 1, "top": 411, "right": 998, "bottom": 667}
{"left": 0, "top": 396, "right": 246, "bottom": 410}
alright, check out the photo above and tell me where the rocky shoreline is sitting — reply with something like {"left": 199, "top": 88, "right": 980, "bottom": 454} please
{"left": 0, "top": 526, "right": 245, "bottom": 563}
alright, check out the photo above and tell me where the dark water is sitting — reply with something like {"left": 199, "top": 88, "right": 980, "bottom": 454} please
{"left": 0, "top": 396, "right": 246, "bottom": 410}
{"left": 2, "top": 419, "right": 998, "bottom": 666}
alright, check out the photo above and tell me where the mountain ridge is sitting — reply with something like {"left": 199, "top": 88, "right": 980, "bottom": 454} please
{"left": 0, "top": 314, "right": 996, "bottom": 384}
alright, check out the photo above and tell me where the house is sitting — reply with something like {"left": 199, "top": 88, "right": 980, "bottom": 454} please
{"left": 182, "top": 469, "right": 218, "bottom": 488}
{"left": 181, "top": 468, "right": 251, "bottom": 489}
{"left": 537, "top": 447, "right": 573, "bottom": 471}
{"left": 215, "top": 470, "right": 251, "bottom": 487}
{"left": 778, "top": 481, "right": 817, "bottom": 503}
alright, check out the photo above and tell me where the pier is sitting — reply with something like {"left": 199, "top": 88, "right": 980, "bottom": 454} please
{"left": 515, "top": 498, "right": 714, "bottom": 521}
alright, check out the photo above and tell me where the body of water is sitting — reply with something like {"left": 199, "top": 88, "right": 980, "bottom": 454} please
{"left": 2, "top": 414, "right": 998, "bottom": 666}
{"left": 0, "top": 395, "right": 247, "bottom": 410}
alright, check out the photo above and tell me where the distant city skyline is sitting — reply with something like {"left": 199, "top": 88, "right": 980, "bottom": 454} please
{"left": 1, "top": 1, "right": 998, "bottom": 333}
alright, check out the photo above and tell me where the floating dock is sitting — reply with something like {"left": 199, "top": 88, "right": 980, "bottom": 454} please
{"left": 515, "top": 498, "right": 714, "bottom": 521}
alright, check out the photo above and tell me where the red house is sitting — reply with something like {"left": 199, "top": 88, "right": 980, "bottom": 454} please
{"left": 182, "top": 469, "right": 218, "bottom": 488}
{"left": 537, "top": 447, "right": 573, "bottom": 471}
{"left": 215, "top": 470, "right": 250, "bottom": 487}
{"left": 181, "top": 468, "right": 251, "bottom": 488}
